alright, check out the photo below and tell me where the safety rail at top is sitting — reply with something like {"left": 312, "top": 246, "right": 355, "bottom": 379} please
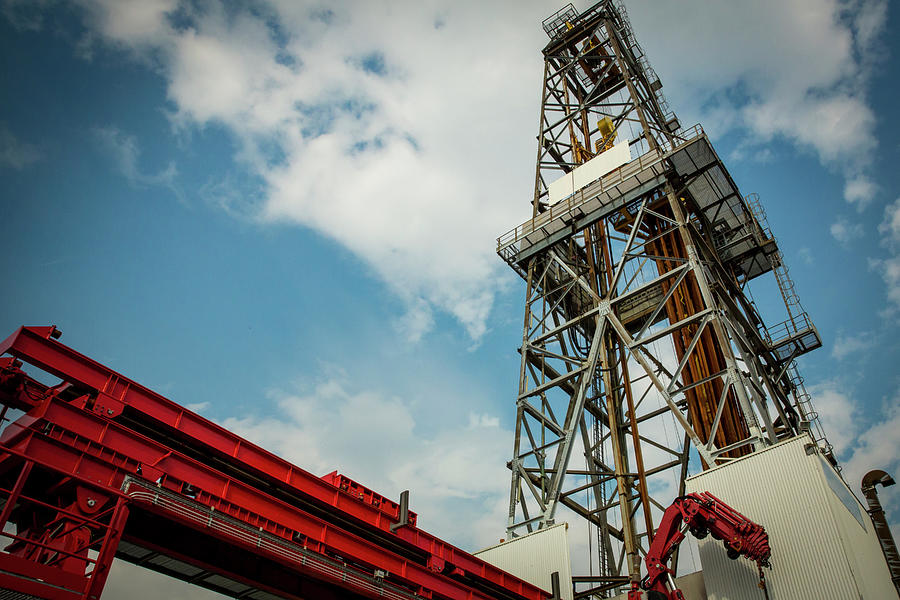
{"left": 496, "top": 124, "right": 705, "bottom": 256}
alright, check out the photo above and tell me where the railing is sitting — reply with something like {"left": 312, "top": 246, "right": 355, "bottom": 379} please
{"left": 744, "top": 193, "right": 836, "bottom": 462}
{"left": 497, "top": 123, "right": 705, "bottom": 255}
{"left": 542, "top": 4, "right": 578, "bottom": 39}
{"left": 123, "top": 478, "right": 417, "bottom": 600}
{"left": 0, "top": 448, "right": 131, "bottom": 600}
{"left": 788, "top": 365, "right": 836, "bottom": 464}
{"left": 744, "top": 193, "right": 773, "bottom": 240}
{"left": 614, "top": 1, "right": 675, "bottom": 126}
{"left": 761, "top": 312, "right": 815, "bottom": 349}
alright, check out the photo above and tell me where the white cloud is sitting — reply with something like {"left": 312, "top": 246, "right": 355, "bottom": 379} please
{"left": 869, "top": 199, "right": 900, "bottom": 317}
{"left": 843, "top": 399, "right": 900, "bottom": 489}
{"left": 843, "top": 397, "right": 900, "bottom": 510}
{"left": 806, "top": 381, "right": 900, "bottom": 549}
{"left": 197, "top": 174, "right": 263, "bottom": 220}
{"left": 393, "top": 299, "right": 434, "bottom": 344}
{"left": 831, "top": 331, "right": 876, "bottom": 360}
{"left": 808, "top": 379, "right": 900, "bottom": 539}
{"left": 626, "top": 0, "right": 885, "bottom": 208}
{"left": 870, "top": 255, "right": 900, "bottom": 315}
{"left": 844, "top": 175, "right": 878, "bottom": 210}
{"left": 840, "top": 387, "right": 900, "bottom": 544}
{"left": 742, "top": 92, "right": 875, "bottom": 169}
{"left": 879, "top": 197, "right": 900, "bottom": 247}
{"left": 75, "top": 0, "right": 544, "bottom": 341}
{"left": 219, "top": 374, "right": 510, "bottom": 549}
{"left": 829, "top": 217, "right": 864, "bottom": 244}
{"left": 88, "top": 0, "right": 175, "bottom": 44}
{"left": 798, "top": 247, "right": 814, "bottom": 265}
{"left": 851, "top": 0, "right": 890, "bottom": 60}
{"left": 0, "top": 124, "right": 40, "bottom": 169}
{"left": 184, "top": 401, "right": 210, "bottom": 413}
{"left": 94, "top": 126, "right": 182, "bottom": 200}
{"left": 75, "top": 0, "right": 177, "bottom": 52}
{"left": 807, "top": 379, "right": 861, "bottom": 457}
{"left": 728, "top": 142, "right": 774, "bottom": 164}
{"left": 870, "top": 198, "right": 900, "bottom": 316}
{"left": 1, "top": 0, "right": 52, "bottom": 31}
{"left": 68, "top": 0, "right": 890, "bottom": 341}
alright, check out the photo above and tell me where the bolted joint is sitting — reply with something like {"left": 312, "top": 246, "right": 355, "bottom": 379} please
{"left": 597, "top": 299, "right": 612, "bottom": 317}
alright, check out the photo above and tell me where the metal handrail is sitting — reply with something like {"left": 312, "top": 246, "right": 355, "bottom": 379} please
{"left": 123, "top": 479, "right": 416, "bottom": 600}
{"left": 497, "top": 124, "right": 705, "bottom": 253}
{"left": 762, "top": 313, "right": 814, "bottom": 347}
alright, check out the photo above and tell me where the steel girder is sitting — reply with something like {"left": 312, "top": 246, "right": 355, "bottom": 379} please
{"left": 0, "top": 326, "right": 550, "bottom": 600}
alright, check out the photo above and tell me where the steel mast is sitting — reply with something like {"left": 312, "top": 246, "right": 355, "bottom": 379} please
{"left": 498, "top": 3, "right": 831, "bottom": 597}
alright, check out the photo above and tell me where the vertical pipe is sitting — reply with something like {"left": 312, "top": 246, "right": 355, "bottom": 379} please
{"left": 861, "top": 470, "right": 900, "bottom": 595}
{"left": 599, "top": 219, "right": 653, "bottom": 537}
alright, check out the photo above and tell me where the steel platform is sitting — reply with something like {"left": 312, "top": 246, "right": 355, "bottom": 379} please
{"left": 497, "top": 125, "right": 778, "bottom": 286}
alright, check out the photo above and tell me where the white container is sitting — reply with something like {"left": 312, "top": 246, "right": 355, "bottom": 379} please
{"left": 685, "top": 435, "right": 895, "bottom": 599}
{"left": 475, "top": 523, "right": 573, "bottom": 600}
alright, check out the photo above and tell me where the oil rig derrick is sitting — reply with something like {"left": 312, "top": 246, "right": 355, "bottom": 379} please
{"left": 498, "top": 2, "right": 829, "bottom": 596}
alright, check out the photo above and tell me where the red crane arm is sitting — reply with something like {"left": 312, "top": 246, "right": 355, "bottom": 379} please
{"left": 629, "top": 492, "right": 771, "bottom": 600}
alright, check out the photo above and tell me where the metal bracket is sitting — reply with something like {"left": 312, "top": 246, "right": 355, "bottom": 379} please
{"left": 390, "top": 490, "right": 410, "bottom": 532}
{"left": 550, "top": 571, "right": 561, "bottom": 600}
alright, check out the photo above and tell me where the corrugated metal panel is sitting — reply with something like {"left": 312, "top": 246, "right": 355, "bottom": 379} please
{"left": 145, "top": 554, "right": 206, "bottom": 577}
{"left": 202, "top": 573, "right": 252, "bottom": 594}
{"left": 475, "top": 523, "right": 572, "bottom": 600}
{"left": 686, "top": 435, "right": 895, "bottom": 599}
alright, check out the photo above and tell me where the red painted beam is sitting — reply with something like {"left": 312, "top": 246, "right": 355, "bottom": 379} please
{"left": 0, "top": 553, "right": 84, "bottom": 600}
{"left": 322, "top": 470, "right": 418, "bottom": 527}
{"left": 0, "top": 327, "right": 406, "bottom": 522}
{"left": 2, "top": 398, "right": 517, "bottom": 600}
{"left": 0, "top": 326, "right": 547, "bottom": 600}
{"left": 121, "top": 478, "right": 416, "bottom": 600}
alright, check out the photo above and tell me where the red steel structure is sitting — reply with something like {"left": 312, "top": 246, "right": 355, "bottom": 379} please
{"left": 0, "top": 325, "right": 550, "bottom": 600}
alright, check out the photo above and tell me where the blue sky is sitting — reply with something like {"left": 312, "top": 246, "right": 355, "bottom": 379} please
{"left": 1, "top": 0, "right": 899, "bottom": 597}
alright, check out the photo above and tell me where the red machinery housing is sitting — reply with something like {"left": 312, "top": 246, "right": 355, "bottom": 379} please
{"left": 0, "top": 326, "right": 551, "bottom": 600}
{"left": 630, "top": 492, "right": 771, "bottom": 600}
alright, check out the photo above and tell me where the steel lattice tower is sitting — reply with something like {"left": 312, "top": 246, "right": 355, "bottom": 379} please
{"left": 497, "top": 3, "right": 834, "bottom": 597}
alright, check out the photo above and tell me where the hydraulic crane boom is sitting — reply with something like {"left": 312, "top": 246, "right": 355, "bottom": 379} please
{"left": 630, "top": 492, "right": 771, "bottom": 600}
